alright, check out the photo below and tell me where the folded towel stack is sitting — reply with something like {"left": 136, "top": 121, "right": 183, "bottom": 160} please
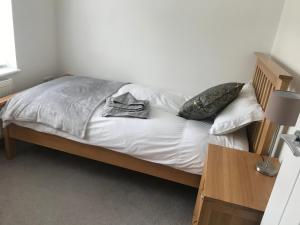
{"left": 102, "top": 92, "right": 150, "bottom": 119}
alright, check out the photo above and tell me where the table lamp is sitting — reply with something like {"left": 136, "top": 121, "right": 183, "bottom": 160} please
{"left": 256, "top": 90, "right": 300, "bottom": 176}
{"left": 281, "top": 131, "right": 300, "bottom": 157}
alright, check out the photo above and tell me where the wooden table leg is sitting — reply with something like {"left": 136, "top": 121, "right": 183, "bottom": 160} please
{"left": 3, "top": 127, "right": 16, "bottom": 159}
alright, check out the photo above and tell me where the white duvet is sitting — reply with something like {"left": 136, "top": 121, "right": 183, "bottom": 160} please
{"left": 11, "top": 84, "right": 249, "bottom": 175}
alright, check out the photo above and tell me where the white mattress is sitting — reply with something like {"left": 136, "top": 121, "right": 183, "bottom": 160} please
{"left": 10, "top": 84, "right": 249, "bottom": 175}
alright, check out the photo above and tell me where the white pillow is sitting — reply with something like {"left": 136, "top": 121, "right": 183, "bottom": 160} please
{"left": 210, "top": 82, "right": 264, "bottom": 135}
{"left": 114, "top": 83, "right": 189, "bottom": 115}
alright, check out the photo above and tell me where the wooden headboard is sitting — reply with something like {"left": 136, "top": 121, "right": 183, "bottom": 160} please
{"left": 249, "top": 53, "right": 293, "bottom": 155}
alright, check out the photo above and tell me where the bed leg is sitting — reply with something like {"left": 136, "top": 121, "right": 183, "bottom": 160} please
{"left": 3, "top": 127, "right": 16, "bottom": 159}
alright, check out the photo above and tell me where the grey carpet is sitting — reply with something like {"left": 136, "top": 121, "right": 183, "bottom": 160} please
{"left": 0, "top": 142, "right": 197, "bottom": 225}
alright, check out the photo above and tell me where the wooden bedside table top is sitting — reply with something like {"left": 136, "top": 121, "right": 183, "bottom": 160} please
{"left": 203, "top": 144, "right": 279, "bottom": 212}
{"left": 0, "top": 94, "right": 14, "bottom": 108}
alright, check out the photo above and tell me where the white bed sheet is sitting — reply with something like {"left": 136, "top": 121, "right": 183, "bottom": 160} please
{"left": 10, "top": 84, "right": 249, "bottom": 175}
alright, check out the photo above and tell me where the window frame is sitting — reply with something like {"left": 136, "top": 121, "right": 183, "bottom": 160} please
{"left": 0, "top": 0, "right": 19, "bottom": 76}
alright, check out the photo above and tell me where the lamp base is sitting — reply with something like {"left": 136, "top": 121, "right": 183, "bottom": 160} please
{"left": 256, "top": 160, "right": 279, "bottom": 177}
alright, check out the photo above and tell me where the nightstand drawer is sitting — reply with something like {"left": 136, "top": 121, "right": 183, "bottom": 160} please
{"left": 197, "top": 198, "right": 262, "bottom": 225}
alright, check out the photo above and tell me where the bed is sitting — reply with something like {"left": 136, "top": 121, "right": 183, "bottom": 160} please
{"left": 2, "top": 53, "right": 293, "bottom": 188}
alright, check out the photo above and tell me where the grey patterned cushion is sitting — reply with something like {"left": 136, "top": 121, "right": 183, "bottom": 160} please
{"left": 178, "top": 83, "right": 244, "bottom": 121}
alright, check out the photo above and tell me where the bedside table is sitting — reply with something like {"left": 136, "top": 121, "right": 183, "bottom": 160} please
{"left": 192, "top": 144, "right": 279, "bottom": 225}
{"left": 0, "top": 94, "right": 14, "bottom": 108}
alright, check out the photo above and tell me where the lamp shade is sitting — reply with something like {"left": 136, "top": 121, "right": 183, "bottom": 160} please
{"left": 265, "top": 91, "right": 300, "bottom": 126}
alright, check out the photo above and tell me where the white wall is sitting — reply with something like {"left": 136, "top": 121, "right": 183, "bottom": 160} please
{"left": 262, "top": 0, "right": 300, "bottom": 224}
{"left": 6, "top": 0, "right": 58, "bottom": 92}
{"left": 271, "top": 0, "right": 300, "bottom": 160}
{"left": 272, "top": 0, "right": 300, "bottom": 84}
{"left": 262, "top": 154, "right": 300, "bottom": 225}
{"left": 57, "top": 0, "right": 285, "bottom": 95}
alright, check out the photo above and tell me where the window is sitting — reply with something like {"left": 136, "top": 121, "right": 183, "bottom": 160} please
{"left": 0, "top": 0, "right": 18, "bottom": 75}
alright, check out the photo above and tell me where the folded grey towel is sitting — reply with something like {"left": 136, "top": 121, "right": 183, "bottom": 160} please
{"left": 107, "top": 92, "right": 146, "bottom": 111}
{"left": 102, "top": 102, "right": 150, "bottom": 119}
{"left": 102, "top": 92, "right": 150, "bottom": 119}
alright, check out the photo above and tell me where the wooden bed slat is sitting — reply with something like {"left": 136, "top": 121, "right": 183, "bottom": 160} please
{"left": 253, "top": 67, "right": 259, "bottom": 86}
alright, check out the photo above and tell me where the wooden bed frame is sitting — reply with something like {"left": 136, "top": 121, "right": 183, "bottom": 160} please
{"left": 2, "top": 53, "right": 293, "bottom": 188}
